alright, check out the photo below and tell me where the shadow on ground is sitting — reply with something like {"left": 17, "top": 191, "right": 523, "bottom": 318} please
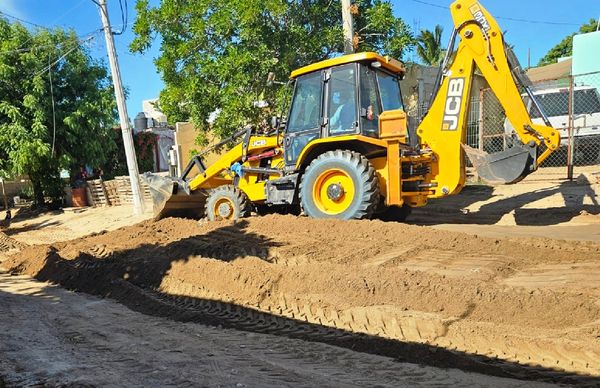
{"left": 6, "top": 220, "right": 599, "bottom": 386}
{"left": 4, "top": 220, "right": 61, "bottom": 235}
{"left": 407, "top": 177, "right": 599, "bottom": 226}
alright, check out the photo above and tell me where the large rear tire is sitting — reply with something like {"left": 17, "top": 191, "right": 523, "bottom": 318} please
{"left": 205, "top": 185, "right": 251, "bottom": 221}
{"left": 299, "top": 150, "right": 379, "bottom": 219}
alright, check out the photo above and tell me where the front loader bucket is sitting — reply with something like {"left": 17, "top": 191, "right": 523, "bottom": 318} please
{"left": 143, "top": 173, "right": 208, "bottom": 220}
{"left": 462, "top": 142, "right": 537, "bottom": 184}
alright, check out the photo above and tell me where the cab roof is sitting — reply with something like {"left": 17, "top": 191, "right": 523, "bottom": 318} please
{"left": 290, "top": 52, "right": 405, "bottom": 79}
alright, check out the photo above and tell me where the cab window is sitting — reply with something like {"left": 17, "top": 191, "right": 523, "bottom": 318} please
{"left": 328, "top": 65, "right": 358, "bottom": 135}
{"left": 359, "top": 65, "right": 381, "bottom": 137}
{"left": 287, "top": 72, "right": 322, "bottom": 133}
{"left": 377, "top": 72, "right": 403, "bottom": 111}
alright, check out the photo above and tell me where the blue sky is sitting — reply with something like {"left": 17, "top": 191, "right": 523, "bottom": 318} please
{"left": 1, "top": 0, "right": 598, "bottom": 120}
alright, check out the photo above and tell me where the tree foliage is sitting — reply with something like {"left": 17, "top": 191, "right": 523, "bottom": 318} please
{"left": 0, "top": 18, "right": 117, "bottom": 204}
{"left": 538, "top": 19, "right": 598, "bottom": 66}
{"left": 131, "top": 0, "right": 414, "bottom": 141}
{"left": 416, "top": 25, "right": 444, "bottom": 66}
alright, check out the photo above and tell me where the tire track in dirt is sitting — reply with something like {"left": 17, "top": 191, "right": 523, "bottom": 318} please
{"left": 3, "top": 215, "right": 600, "bottom": 383}
{"left": 0, "top": 232, "right": 24, "bottom": 254}
{"left": 5, "top": 273, "right": 540, "bottom": 387}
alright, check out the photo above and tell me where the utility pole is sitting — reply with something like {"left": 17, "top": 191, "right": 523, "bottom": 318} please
{"left": 341, "top": 0, "right": 354, "bottom": 54}
{"left": 97, "top": 0, "right": 144, "bottom": 215}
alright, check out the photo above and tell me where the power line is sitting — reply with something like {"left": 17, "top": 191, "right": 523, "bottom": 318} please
{"left": 0, "top": 28, "right": 103, "bottom": 55}
{"left": 497, "top": 16, "right": 580, "bottom": 27}
{"left": 0, "top": 10, "right": 48, "bottom": 29}
{"left": 90, "top": 0, "right": 128, "bottom": 35}
{"left": 33, "top": 35, "right": 96, "bottom": 77}
{"left": 409, "top": 0, "right": 445, "bottom": 10}
{"left": 49, "top": 0, "right": 88, "bottom": 26}
{"left": 407, "top": 0, "right": 581, "bottom": 27}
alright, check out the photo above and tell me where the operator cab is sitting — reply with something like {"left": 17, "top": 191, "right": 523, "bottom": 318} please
{"left": 284, "top": 52, "right": 407, "bottom": 166}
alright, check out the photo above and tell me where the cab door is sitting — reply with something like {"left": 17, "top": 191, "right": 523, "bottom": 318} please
{"left": 284, "top": 71, "right": 323, "bottom": 167}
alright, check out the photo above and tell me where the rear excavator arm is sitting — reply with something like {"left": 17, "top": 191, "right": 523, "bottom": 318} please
{"left": 417, "top": 0, "right": 560, "bottom": 198}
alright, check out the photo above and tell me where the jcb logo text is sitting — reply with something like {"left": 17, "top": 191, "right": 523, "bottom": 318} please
{"left": 442, "top": 78, "right": 465, "bottom": 131}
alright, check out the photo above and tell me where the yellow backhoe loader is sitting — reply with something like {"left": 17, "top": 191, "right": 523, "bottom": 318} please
{"left": 145, "top": 0, "right": 560, "bottom": 221}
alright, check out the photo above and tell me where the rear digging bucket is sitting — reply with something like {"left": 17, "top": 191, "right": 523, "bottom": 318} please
{"left": 462, "top": 142, "right": 537, "bottom": 184}
{"left": 143, "top": 173, "right": 207, "bottom": 220}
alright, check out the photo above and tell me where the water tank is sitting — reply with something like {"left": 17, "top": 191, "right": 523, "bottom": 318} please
{"left": 133, "top": 112, "right": 149, "bottom": 132}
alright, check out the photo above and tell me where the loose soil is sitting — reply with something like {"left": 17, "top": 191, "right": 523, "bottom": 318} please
{"left": 5, "top": 273, "right": 547, "bottom": 387}
{"left": 3, "top": 214, "right": 600, "bottom": 383}
{"left": 1, "top": 176, "right": 599, "bottom": 385}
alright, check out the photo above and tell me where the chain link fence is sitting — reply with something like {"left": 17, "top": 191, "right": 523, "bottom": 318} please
{"left": 407, "top": 69, "right": 600, "bottom": 180}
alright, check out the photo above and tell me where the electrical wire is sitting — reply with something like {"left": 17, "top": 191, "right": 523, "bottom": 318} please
{"left": 0, "top": 27, "right": 104, "bottom": 56}
{"left": 90, "top": 0, "right": 128, "bottom": 35}
{"left": 408, "top": 0, "right": 581, "bottom": 27}
{"left": 33, "top": 35, "right": 96, "bottom": 77}
{"left": 0, "top": 10, "right": 47, "bottom": 29}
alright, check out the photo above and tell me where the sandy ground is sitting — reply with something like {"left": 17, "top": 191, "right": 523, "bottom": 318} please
{"left": 0, "top": 175, "right": 599, "bottom": 386}
{"left": 2, "top": 272, "right": 542, "bottom": 387}
{"left": 5, "top": 205, "right": 152, "bottom": 245}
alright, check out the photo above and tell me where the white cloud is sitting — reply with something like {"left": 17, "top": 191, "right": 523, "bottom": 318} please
{"left": 0, "top": 0, "right": 27, "bottom": 20}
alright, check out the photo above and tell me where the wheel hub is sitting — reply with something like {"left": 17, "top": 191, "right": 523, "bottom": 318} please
{"left": 217, "top": 202, "right": 233, "bottom": 218}
{"left": 326, "top": 183, "right": 344, "bottom": 201}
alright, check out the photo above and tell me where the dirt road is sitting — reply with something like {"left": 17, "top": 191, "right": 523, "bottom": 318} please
{"left": 0, "top": 272, "right": 546, "bottom": 387}
{"left": 3, "top": 214, "right": 600, "bottom": 385}
{"left": 0, "top": 176, "right": 598, "bottom": 386}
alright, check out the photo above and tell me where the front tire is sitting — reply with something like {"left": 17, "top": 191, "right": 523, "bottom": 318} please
{"left": 205, "top": 185, "right": 251, "bottom": 221}
{"left": 299, "top": 150, "right": 379, "bottom": 219}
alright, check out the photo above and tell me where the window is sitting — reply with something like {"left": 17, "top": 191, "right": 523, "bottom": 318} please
{"left": 530, "top": 91, "right": 569, "bottom": 118}
{"left": 359, "top": 65, "right": 381, "bottom": 136}
{"left": 287, "top": 72, "right": 322, "bottom": 133}
{"left": 574, "top": 89, "right": 600, "bottom": 114}
{"left": 328, "top": 65, "right": 358, "bottom": 134}
{"left": 529, "top": 89, "right": 600, "bottom": 118}
{"left": 377, "top": 72, "right": 403, "bottom": 111}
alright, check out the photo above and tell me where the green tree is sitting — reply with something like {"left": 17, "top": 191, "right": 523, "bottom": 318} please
{"left": 538, "top": 19, "right": 598, "bottom": 66}
{"left": 354, "top": 0, "right": 415, "bottom": 59}
{"left": 415, "top": 25, "right": 444, "bottom": 66}
{"left": 131, "top": 0, "right": 414, "bottom": 141}
{"left": 0, "top": 18, "right": 118, "bottom": 205}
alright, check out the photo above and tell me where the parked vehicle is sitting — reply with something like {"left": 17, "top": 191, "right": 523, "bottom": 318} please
{"left": 505, "top": 86, "right": 600, "bottom": 162}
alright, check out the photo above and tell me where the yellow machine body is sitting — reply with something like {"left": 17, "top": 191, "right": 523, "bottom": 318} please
{"left": 146, "top": 0, "right": 559, "bottom": 221}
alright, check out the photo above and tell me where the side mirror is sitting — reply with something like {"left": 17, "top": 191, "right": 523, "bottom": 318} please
{"left": 267, "top": 72, "right": 286, "bottom": 86}
{"left": 271, "top": 116, "right": 280, "bottom": 129}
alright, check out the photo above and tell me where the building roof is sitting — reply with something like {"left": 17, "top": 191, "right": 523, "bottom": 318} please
{"left": 290, "top": 52, "right": 405, "bottom": 78}
{"left": 526, "top": 58, "right": 572, "bottom": 83}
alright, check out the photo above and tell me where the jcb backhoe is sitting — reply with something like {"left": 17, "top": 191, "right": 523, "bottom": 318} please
{"left": 145, "top": 0, "right": 560, "bottom": 221}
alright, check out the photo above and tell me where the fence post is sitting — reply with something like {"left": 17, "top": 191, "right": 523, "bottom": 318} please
{"left": 478, "top": 88, "right": 485, "bottom": 151}
{"left": 567, "top": 75, "right": 574, "bottom": 181}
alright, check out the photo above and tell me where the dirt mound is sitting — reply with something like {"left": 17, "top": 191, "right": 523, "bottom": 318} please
{"left": 4, "top": 215, "right": 600, "bottom": 379}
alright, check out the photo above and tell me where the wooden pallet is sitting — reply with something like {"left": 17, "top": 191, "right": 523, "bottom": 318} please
{"left": 112, "top": 176, "right": 152, "bottom": 204}
{"left": 104, "top": 179, "right": 121, "bottom": 206}
{"left": 86, "top": 179, "right": 109, "bottom": 207}
{"left": 82, "top": 176, "right": 152, "bottom": 207}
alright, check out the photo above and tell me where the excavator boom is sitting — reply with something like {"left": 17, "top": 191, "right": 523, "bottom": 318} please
{"left": 418, "top": 0, "right": 560, "bottom": 195}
